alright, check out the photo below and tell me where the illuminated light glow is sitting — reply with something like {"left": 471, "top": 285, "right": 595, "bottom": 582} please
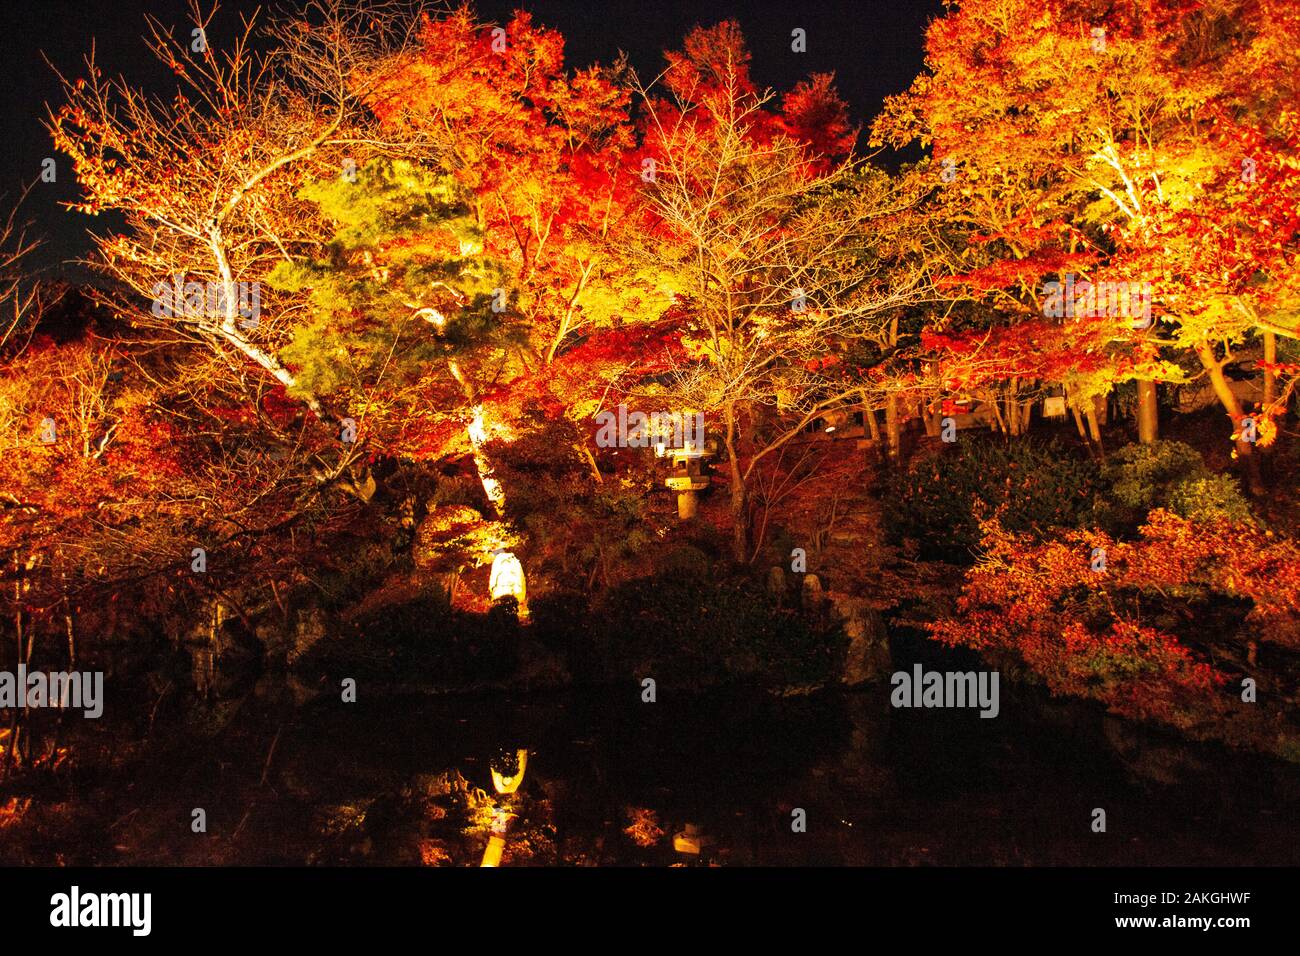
{"left": 491, "top": 749, "right": 528, "bottom": 794}
{"left": 467, "top": 404, "right": 489, "bottom": 447}
{"left": 467, "top": 405, "right": 507, "bottom": 512}
{"left": 480, "top": 833, "right": 505, "bottom": 867}
{"left": 479, "top": 808, "right": 514, "bottom": 867}
{"left": 414, "top": 306, "right": 448, "bottom": 331}
{"left": 489, "top": 551, "right": 526, "bottom": 606}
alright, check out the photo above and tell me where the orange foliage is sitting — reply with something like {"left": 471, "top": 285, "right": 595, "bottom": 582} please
{"left": 929, "top": 511, "right": 1300, "bottom": 748}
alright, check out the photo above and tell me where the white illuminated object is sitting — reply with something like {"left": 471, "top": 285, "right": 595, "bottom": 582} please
{"left": 489, "top": 551, "right": 527, "bottom": 609}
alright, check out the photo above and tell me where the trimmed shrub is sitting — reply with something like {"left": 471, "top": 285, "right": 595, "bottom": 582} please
{"left": 1167, "top": 474, "right": 1255, "bottom": 525}
{"left": 883, "top": 437, "right": 1098, "bottom": 563}
{"left": 1095, "top": 440, "right": 1252, "bottom": 533}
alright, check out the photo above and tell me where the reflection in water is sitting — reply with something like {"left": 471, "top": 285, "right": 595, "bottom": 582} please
{"left": 481, "top": 749, "right": 528, "bottom": 866}
{"left": 2, "top": 680, "right": 1298, "bottom": 866}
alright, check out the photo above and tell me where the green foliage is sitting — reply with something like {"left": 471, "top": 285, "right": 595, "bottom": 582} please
{"left": 427, "top": 474, "right": 481, "bottom": 511}
{"left": 490, "top": 418, "right": 658, "bottom": 584}
{"left": 265, "top": 159, "right": 518, "bottom": 400}
{"left": 883, "top": 437, "right": 1099, "bottom": 562}
{"left": 1166, "top": 475, "right": 1255, "bottom": 525}
{"left": 886, "top": 439, "right": 1254, "bottom": 562}
{"left": 297, "top": 161, "right": 480, "bottom": 253}
{"left": 515, "top": 476, "right": 656, "bottom": 586}
{"left": 1099, "top": 440, "right": 1204, "bottom": 512}
{"left": 656, "top": 543, "right": 713, "bottom": 577}
{"left": 1095, "top": 440, "right": 1253, "bottom": 532}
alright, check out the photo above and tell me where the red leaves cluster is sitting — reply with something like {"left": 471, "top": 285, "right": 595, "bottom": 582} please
{"left": 481, "top": 320, "right": 690, "bottom": 422}
{"left": 929, "top": 511, "right": 1300, "bottom": 748}
{"left": 649, "top": 21, "right": 856, "bottom": 174}
{"left": 920, "top": 318, "right": 1122, "bottom": 393}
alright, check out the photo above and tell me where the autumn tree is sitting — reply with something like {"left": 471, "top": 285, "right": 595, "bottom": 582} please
{"left": 874, "top": 0, "right": 1173, "bottom": 446}
{"left": 47, "top": 1, "right": 414, "bottom": 423}
{"left": 930, "top": 510, "right": 1300, "bottom": 757}
{"left": 638, "top": 21, "right": 927, "bottom": 561}
{"left": 1105, "top": 2, "right": 1300, "bottom": 487}
{"left": 365, "top": 7, "right": 652, "bottom": 368}
{"left": 0, "top": 190, "right": 59, "bottom": 355}
{"left": 1096, "top": 0, "right": 1300, "bottom": 488}
{"left": 877, "top": 0, "right": 1300, "bottom": 482}
{"left": 269, "top": 7, "right": 660, "bottom": 523}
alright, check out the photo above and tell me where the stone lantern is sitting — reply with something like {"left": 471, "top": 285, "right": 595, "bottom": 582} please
{"left": 662, "top": 442, "right": 712, "bottom": 520}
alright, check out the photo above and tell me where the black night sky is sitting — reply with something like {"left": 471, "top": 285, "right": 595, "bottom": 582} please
{"left": 0, "top": 0, "right": 942, "bottom": 273}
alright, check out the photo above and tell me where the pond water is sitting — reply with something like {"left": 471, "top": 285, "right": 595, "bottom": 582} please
{"left": 3, "top": 631, "right": 1298, "bottom": 866}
